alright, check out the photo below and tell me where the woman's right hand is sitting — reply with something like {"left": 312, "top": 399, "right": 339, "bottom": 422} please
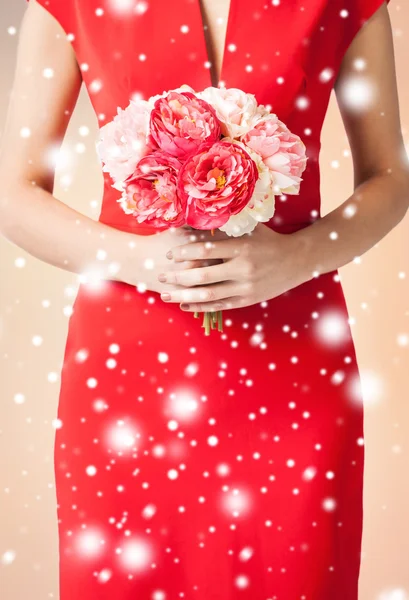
{"left": 119, "top": 225, "right": 228, "bottom": 294}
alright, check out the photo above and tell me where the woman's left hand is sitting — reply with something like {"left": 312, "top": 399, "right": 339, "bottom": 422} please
{"left": 157, "top": 224, "right": 312, "bottom": 312}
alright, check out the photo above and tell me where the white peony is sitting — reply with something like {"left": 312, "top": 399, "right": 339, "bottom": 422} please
{"left": 197, "top": 87, "right": 266, "bottom": 139}
{"left": 218, "top": 140, "right": 275, "bottom": 237}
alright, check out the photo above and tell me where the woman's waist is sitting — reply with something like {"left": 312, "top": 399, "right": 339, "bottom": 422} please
{"left": 72, "top": 265, "right": 344, "bottom": 330}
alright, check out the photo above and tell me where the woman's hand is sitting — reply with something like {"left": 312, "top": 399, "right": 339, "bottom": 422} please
{"left": 119, "top": 225, "right": 228, "bottom": 294}
{"left": 156, "top": 224, "right": 313, "bottom": 312}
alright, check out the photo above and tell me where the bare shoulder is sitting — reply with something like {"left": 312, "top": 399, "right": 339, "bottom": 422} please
{"left": 0, "top": 0, "right": 82, "bottom": 191}
{"left": 334, "top": 1, "right": 407, "bottom": 184}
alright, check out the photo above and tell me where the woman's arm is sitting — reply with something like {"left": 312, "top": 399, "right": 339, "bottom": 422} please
{"left": 156, "top": 1, "right": 409, "bottom": 313}
{"left": 0, "top": 0, "right": 136, "bottom": 282}
{"left": 293, "top": 0, "right": 409, "bottom": 275}
{"left": 0, "top": 0, "right": 204, "bottom": 292}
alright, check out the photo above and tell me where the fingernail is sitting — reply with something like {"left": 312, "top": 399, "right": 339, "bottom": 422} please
{"left": 158, "top": 273, "right": 167, "bottom": 282}
{"left": 161, "top": 293, "right": 171, "bottom": 301}
{"left": 180, "top": 303, "right": 190, "bottom": 310}
{"left": 166, "top": 250, "right": 173, "bottom": 259}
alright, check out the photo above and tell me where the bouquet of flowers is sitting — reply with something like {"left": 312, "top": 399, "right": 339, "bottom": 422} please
{"left": 96, "top": 84, "right": 307, "bottom": 335}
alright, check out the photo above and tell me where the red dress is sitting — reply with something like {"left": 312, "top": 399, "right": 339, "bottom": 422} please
{"left": 26, "top": 1, "right": 390, "bottom": 598}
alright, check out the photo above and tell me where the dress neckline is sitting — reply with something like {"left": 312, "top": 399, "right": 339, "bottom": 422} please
{"left": 195, "top": 0, "right": 233, "bottom": 88}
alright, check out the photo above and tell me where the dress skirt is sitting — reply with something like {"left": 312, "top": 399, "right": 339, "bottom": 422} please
{"left": 53, "top": 264, "right": 365, "bottom": 600}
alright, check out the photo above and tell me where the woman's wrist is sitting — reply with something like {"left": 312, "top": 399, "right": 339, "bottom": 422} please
{"left": 284, "top": 226, "right": 317, "bottom": 285}
{"left": 100, "top": 227, "right": 148, "bottom": 285}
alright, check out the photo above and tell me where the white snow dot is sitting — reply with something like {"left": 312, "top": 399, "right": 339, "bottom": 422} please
{"left": 184, "top": 362, "right": 199, "bottom": 377}
{"left": 239, "top": 546, "right": 254, "bottom": 562}
{"left": 90, "top": 79, "right": 103, "bottom": 93}
{"left": 296, "top": 95, "right": 310, "bottom": 110}
{"left": 43, "top": 68, "right": 54, "bottom": 79}
{"left": 97, "top": 568, "right": 112, "bottom": 583}
{"left": 323, "top": 497, "right": 337, "bottom": 512}
{"left": 319, "top": 68, "right": 334, "bottom": 83}
{"left": 302, "top": 466, "right": 317, "bottom": 481}
{"left": 14, "top": 393, "right": 25, "bottom": 405}
{"left": 397, "top": 333, "right": 408, "bottom": 347}
{"left": 15, "top": 257, "right": 26, "bottom": 268}
{"left": 339, "top": 74, "right": 376, "bottom": 113}
{"left": 343, "top": 203, "right": 357, "bottom": 218}
{"left": 142, "top": 504, "right": 157, "bottom": 519}
{"left": 75, "top": 349, "right": 89, "bottom": 363}
{"left": 1, "top": 550, "right": 16, "bottom": 565}
{"left": 354, "top": 58, "right": 367, "bottom": 71}
{"left": 144, "top": 258, "right": 155, "bottom": 270}
{"left": 235, "top": 574, "right": 250, "bottom": 589}
{"left": 378, "top": 589, "right": 409, "bottom": 600}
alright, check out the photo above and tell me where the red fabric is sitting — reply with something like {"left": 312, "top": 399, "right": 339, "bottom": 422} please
{"left": 24, "top": 1, "right": 391, "bottom": 599}
{"left": 26, "top": 0, "right": 72, "bottom": 38}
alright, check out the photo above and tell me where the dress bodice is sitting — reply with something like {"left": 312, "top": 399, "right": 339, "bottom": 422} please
{"left": 27, "top": 0, "right": 390, "bottom": 235}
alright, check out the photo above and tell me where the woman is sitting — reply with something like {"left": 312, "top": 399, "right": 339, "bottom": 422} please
{"left": 0, "top": 0, "right": 407, "bottom": 598}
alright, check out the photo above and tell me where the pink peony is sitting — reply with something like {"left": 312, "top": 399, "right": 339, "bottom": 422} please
{"left": 119, "top": 151, "right": 186, "bottom": 228}
{"left": 148, "top": 90, "right": 221, "bottom": 159}
{"left": 241, "top": 114, "right": 307, "bottom": 194}
{"left": 177, "top": 140, "right": 258, "bottom": 230}
{"left": 96, "top": 99, "right": 153, "bottom": 184}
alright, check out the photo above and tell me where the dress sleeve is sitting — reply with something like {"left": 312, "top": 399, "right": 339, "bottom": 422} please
{"left": 331, "top": 0, "right": 391, "bottom": 77}
{"left": 25, "top": 0, "right": 72, "bottom": 37}
{"left": 352, "top": 0, "right": 391, "bottom": 24}
{"left": 344, "top": 0, "right": 391, "bottom": 49}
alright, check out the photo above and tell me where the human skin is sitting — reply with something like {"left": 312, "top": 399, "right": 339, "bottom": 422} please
{"left": 0, "top": 0, "right": 224, "bottom": 296}
{"left": 0, "top": 1, "right": 408, "bottom": 309}
{"left": 158, "top": 1, "right": 409, "bottom": 312}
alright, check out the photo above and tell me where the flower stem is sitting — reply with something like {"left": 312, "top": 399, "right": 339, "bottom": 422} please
{"left": 217, "top": 310, "right": 223, "bottom": 332}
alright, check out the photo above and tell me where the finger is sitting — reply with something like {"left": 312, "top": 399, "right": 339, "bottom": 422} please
{"left": 174, "top": 258, "right": 224, "bottom": 269}
{"left": 179, "top": 296, "right": 246, "bottom": 312}
{"left": 181, "top": 226, "right": 230, "bottom": 241}
{"left": 169, "top": 239, "right": 240, "bottom": 262}
{"left": 170, "top": 231, "right": 230, "bottom": 262}
{"left": 171, "top": 257, "right": 223, "bottom": 269}
{"left": 161, "top": 261, "right": 239, "bottom": 287}
{"left": 159, "top": 281, "right": 243, "bottom": 304}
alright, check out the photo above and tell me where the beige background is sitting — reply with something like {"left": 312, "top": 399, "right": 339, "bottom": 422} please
{"left": 1, "top": 1, "right": 408, "bottom": 599}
